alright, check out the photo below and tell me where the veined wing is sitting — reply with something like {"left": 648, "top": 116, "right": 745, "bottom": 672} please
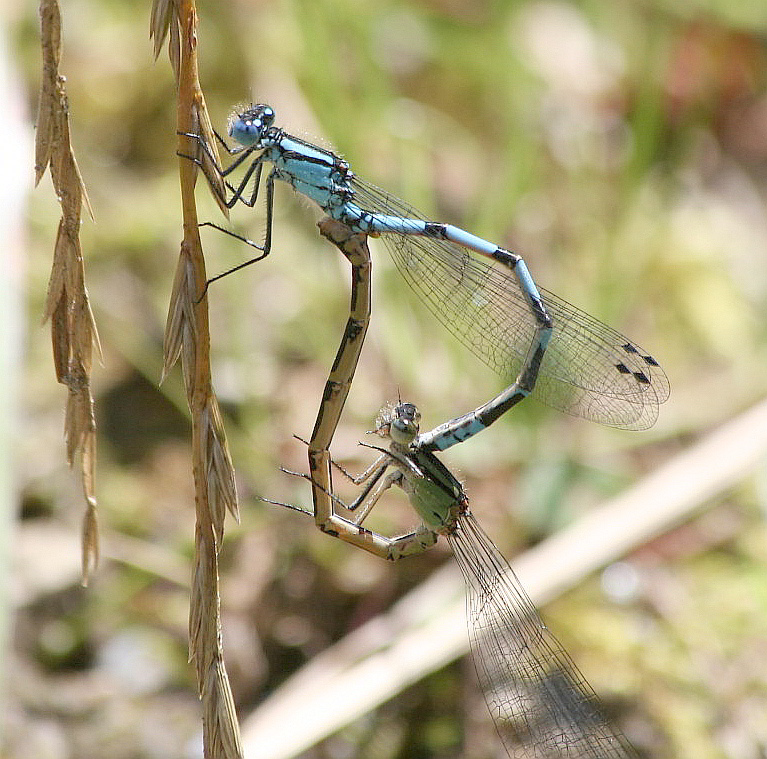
{"left": 448, "top": 513, "right": 640, "bottom": 758}
{"left": 351, "top": 178, "right": 669, "bottom": 429}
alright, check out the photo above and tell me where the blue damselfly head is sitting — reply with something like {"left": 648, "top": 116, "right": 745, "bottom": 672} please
{"left": 228, "top": 103, "right": 275, "bottom": 146}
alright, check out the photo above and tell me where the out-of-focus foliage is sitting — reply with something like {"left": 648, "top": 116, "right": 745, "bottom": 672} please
{"left": 8, "top": 0, "right": 767, "bottom": 757}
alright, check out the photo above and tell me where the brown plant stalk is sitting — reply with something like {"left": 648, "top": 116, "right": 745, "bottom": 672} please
{"left": 152, "top": 0, "right": 242, "bottom": 755}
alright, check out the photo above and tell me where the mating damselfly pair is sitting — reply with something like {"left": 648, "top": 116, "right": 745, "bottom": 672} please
{"left": 183, "top": 103, "right": 668, "bottom": 758}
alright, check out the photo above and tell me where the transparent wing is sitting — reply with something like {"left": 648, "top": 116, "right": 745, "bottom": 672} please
{"left": 448, "top": 513, "right": 640, "bottom": 759}
{"left": 352, "top": 178, "right": 669, "bottom": 429}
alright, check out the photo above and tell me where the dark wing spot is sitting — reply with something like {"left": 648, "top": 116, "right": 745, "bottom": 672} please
{"left": 615, "top": 362, "right": 631, "bottom": 375}
{"left": 634, "top": 371, "right": 650, "bottom": 384}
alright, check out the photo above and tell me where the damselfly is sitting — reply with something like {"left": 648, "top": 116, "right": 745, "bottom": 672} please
{"left": 182, "top": 104, "right": 669, "bottom": 448}
{"left": 273, "top": 400, "right": 641, "bottom": 758}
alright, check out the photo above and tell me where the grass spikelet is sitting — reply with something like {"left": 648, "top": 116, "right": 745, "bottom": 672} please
{"left": 35, "top": 0, "right": 100, "bottom": 585}
{"left": 149, "top": 0, "right": 180, "bottom": 81}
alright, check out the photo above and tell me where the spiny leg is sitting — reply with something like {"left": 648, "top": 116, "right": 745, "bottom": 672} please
{"left": 176, "top": 133, "right": 278, "bottom": 295}
{"left": 199, "top": 166, "right": 274, "bottom": 244}
{"left": 177, "top": 129, "right": 266, "bottom": 208}
{"left": 179, "top": 128, "right": 256, "bottom": 179}
{"left": 277, "top": 457, "right": 439, "bottom": 561}
{"left": 220, "top": 154, "right": 268, "bottom": 209}
{"left": 293, "top": 444, "right": 400, "bottom": 526}
{"left": 294, "top": 433, "right": 424, "bottom": 529}
{"left": 195, "top": 169, "right": 279, "bottom": 297}
{"left": 294, "top": 433, "right": 388, "bottom": 489}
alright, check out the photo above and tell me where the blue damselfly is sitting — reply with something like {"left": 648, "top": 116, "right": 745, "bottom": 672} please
{"left": 182, "top": 104, "right": 669, "bottom": 450}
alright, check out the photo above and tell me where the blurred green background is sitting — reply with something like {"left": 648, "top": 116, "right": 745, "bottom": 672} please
{"left": 6, "top": 0, "right": 767, "bottom": 757}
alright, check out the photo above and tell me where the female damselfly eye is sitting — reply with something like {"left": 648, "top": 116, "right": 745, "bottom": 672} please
{"left": 396, "top": 402, "right": 421, "bottom": 426}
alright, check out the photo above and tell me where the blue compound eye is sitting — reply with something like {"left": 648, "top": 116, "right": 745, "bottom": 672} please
{"left": 229, "top": 115, "right": 260, "bottom": 145}
{"left": 227, "top": 104, "right": 275, "bottom": 145}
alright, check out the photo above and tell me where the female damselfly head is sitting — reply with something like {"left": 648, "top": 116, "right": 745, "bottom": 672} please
{"left": 375, "top": 402, "right": 421, "bottom": 446}
{"left": 228, "top": 103, "right": 275, "bottom": 146}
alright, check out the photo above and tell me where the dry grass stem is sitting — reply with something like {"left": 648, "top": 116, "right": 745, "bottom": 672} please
{"left": 36, "top": 0, "right": 100, "bottom": 585}
{"left": 156, "top": 0, "right": 243, "bottom": 755}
